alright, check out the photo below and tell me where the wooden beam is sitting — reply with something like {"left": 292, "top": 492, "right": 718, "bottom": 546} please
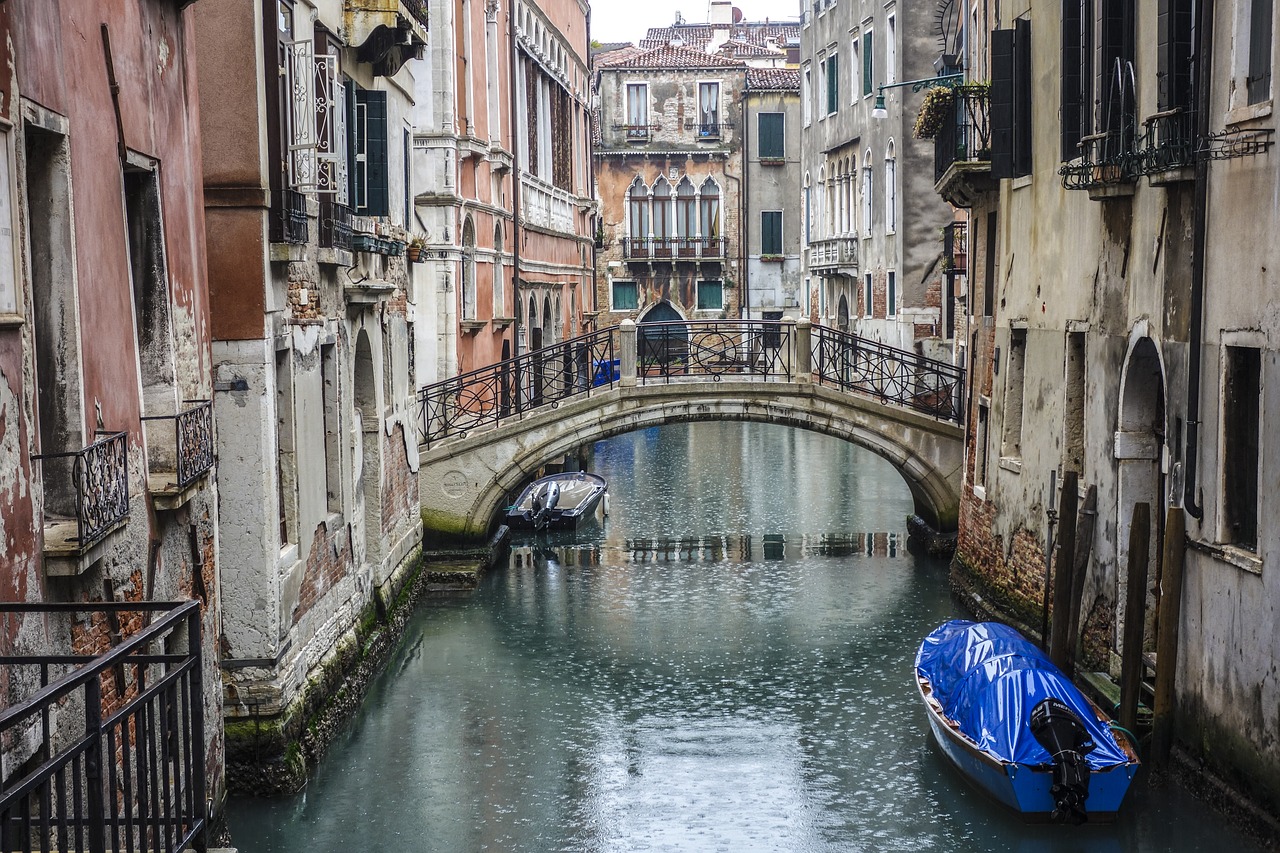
{"left": 1150, "top": 507, "right": 1187, "bottom": 766}
{"left": 1119, "top": 502, "right": 1151, "bottom": 734}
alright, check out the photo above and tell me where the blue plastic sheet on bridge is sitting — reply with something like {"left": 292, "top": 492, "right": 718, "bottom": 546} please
{"left": 915, "top": 620, "right": 1129, "bottom": 768}
{"left": 592, "top": 359, "right": 620, "bottom": 387}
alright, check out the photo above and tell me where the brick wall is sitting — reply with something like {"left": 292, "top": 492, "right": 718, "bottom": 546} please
{"left": 381, "top": 422, "right": 417, "bottom": 539}
{"left": 294, "top": 521, "right": 354, "bottom": 627}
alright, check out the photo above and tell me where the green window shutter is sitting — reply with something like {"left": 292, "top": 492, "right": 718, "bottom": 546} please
{"left": 761, "top": 211, "right": 782, "bottom": 255}
{"left": 863, "top": 31, "right": 873, "bottom": 96}
{"left": 827, "top": 53, "right": 839, "bottom": 114}
{"left": 613, "top": 281, "right": 638, "bottom": 310}
{"left": 698, "top": 280, "right": 723, "bottom": 310}
{"left": 758, "top": 113, "right": 784, "bottom": 158}
{"left": 355, "top": 89, "right": 389, "bottom": 216}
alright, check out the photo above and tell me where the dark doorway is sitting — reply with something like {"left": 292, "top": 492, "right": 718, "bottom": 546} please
{"left": 638, "top": 301, "right": 688, "bottom": 367}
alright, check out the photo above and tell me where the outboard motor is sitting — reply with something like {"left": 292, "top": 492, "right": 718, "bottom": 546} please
{"left": 1029, "top": 697, "right": 1095, "bottom": 824}
{"left": 531, "top": 481, "right": 560, "bottom": 530}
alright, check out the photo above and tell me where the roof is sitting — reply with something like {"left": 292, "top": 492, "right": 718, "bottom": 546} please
{"left": 746, "top": 68, "right": 801, "bottom": 91}
{"left": 601, "top": 44, "right": 746, "bottom": 70}
{"left": 639, "top": 21, "right": 800, "bottom": 51}
{"left": 592, "top": 44, "right": 646, "bottom": 68}
{"left": 719, "top": 39, "right": 784, "bottom": 58}
{"left": 590, "top": 42, "right": 635, "bottom": 59}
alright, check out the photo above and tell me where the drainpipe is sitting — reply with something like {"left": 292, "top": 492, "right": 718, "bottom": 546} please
{"left": 742, "top": 74, "right": 751, "bottom": 320}
{"left": 509, "top": 0, "right": 523, "bottom": 360}
{"left": 1183, "top": 0, "right": 1214, "bottom": 519}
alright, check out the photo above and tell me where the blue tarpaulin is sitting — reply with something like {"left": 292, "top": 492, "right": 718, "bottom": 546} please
{"left": 915, "top": 620, "right": 1129, "bottom": 768}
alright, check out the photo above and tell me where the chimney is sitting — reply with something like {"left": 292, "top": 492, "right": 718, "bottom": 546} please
{"left": 707, "top": 0, "right": 732, "bottom": 52}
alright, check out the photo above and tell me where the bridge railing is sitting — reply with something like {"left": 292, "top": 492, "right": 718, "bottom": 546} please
{"left": 418, "top": 327, "right": 618, "bottom": 448}
{"left": 811, "top": 325, "right": 965, "bottom": 423}
{"left": 637, "top": 320, "right": 792, "bottom": 384}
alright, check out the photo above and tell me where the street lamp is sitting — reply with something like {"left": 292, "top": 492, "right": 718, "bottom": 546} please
{"left": 870, "top": 72, "right": 964, "bottom": 119}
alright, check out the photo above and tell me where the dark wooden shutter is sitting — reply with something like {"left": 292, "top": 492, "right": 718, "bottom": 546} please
{"left": 1248, "top": 0, "right": 1273, "bottom": 104}
{"left": 1158, "top": 0, "right": 1195, "bottom": 111}
{"left": 863, "top": 31, "right": 873, "bottom": 96}
{"left": 990, "top": 28, "right": 1015, "bottom": 179}
{"left": 1062, "top": 0, "right": 1085, "bottom": 160}
{"left": 827, "top": 53, "right": 839, "bottom": 114}
{"left": 355, "top": 89, "right": 389, "bottom": 216}
{"left": 758, "top": 113, "right": 784, "bottom": 158}
{"left": 762, "top": 211, "right": 782, "bottom": 255}
{"left": 1013, "top": 19, "right": 1033, "bottom": 178}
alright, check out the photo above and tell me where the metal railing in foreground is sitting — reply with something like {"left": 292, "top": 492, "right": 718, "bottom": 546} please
{"left": 0, "top": 601, "right": 207, "bottom": 853}
{"left": 811, "top": 325, "right": 965, "bottom": 423}
{"left": 636, "top": 320, "right": 792, "bottom": 384}
{"left": 418, "top": 327, "right": 618, "bottom": 447}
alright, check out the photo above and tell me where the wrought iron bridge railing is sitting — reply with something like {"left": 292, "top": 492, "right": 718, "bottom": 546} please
{"left": 811, "top": 325, "right": 965, "bottom": 423}
{"left": 637, "top": 320, "right": 793, "bottom": 385}
{"left": 934, "top": 85, "right": 992, "bottom": 184}
{"left": 0, "top": 600, "right": 208, "bottom": 853}
{"left": 418, "top": 327, "right": 618, "bottom": 448}
{"left": 622, "top": 236, "right": 727, "bottom": 261}
{"left": 33, "top": 432, "right": 131, "bottom": 548}
{"left": 140, "top": 401, "right": 215, "bottom": 491}
{"left": 270, "top": 188, "right": 309, "bottom": 245}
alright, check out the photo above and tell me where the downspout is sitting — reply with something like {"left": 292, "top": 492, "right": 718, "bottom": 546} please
{"left": 1183, "top": 0, "right": 1213, "bottom": 519}
{"left": 508, "top": 0, "right": 523, "bottom": 360}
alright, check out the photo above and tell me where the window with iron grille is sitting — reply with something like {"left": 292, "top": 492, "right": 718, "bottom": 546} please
{"left": 315, "top": 45, "right": 348, "bottom": 204}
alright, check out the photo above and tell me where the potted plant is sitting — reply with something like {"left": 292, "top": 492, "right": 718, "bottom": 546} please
{"left": 407, "top": 234, "right": 426, "bottom": 262}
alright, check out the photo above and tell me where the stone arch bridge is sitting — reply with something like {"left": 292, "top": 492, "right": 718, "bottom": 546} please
{"left": 417, "top": 319, "right": 966, "bottom": 542}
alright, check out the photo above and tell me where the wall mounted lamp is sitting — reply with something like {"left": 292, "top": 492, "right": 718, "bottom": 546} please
{"left": 871, "top": 72, "right": 964, "bottom": 119}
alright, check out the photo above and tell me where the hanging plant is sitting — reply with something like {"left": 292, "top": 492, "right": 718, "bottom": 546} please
{"left": 913, "top": 86, "right": 956, "bottom": 140}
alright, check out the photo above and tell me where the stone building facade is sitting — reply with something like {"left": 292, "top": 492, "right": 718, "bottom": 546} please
{"left": 194, "top": 0, "right": 424, "bottom": 792}
{"left": 744, "top": 68, "right": 803, "bottom": 321}
{"left": 0, "top": 0, "right": 225, "bottom": 815}
{"left": 798, "top": 0, "right": 959, "bottom": 355}
{"left": 935, "top": 0, "right": 1280, "bottom": 824}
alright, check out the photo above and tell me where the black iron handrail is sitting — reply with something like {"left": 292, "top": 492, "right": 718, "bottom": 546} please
{"left": 141, "top": 401, "right": 215, "bottom": 490}
{"left": 270, "top": 188, "right": 308, "bottom": 245}
{"left": 637, "top": 320, "right": 792, "bottom": 384}
{"left": 33, "top": 432, "right": 131, "bottom": 547}
{"left": 623, "top": 236, "right": 726, "bottom": 260}
{"left": 418, "top": 327, "right": 618, "bottom": 447}
{"left": 0, "top": 601, "right": 207, "bottom": 853}
{"left": 811, "top": 326, "right": 965, "bottom": 423}
{"left": 401, "top": 0, "right": 429, "bottom": 29}
{"left": 934, "top": 85, "right": 991, "bottom": 184}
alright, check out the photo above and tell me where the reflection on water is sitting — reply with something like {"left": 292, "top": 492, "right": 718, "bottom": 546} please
{"left": 229, "top": 423, "right": 1261, "bottom": 853}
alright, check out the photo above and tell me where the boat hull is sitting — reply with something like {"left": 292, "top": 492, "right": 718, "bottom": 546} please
{"left": 506, "top": 473, "right": 607, "bottom": 531}
{"left": 920, "top": 678, "right": 1138, "bottom": 821}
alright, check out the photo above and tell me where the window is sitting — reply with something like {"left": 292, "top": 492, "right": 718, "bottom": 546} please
{"left": 677, "top": 178, "right": 697, "bottom": 249}
{"left": 697, "top": 279, "right": 724, "bottom": 310}
{"left": 983, "top": 211, "right": 997, "bottom": 317}
{"left": 1222, "top": 345, "right": 1261, "bottom": 549}
{"left": 628, "top": 179, "right": 650, "bottom": 243}
{"left": 275, "top": 347, "right": 297, "bottom": 545}
{"left": 1244, "top": 0, "right": 1274, "bottom": 105}
{"left": 626, "top": 82, "right": 649, "bottom": 138}
{"left": 652, "top": 176, "right": 673, "bottom": 251}
{"left": 761, "top": 211, "right": 783, "bottom": 256}
{"left": 699, "top": 179, "right": 720, "bottom": 243}
{"left": 758, "top": 113, "right": 785, "bottom": 160}
{"left": 1001, "top": 328, "right": 1027, "bottom": 458}
{"left": 863, "top": 272, "right": 873, "bottom": 318}
{"left": 860, "top": 152, "right": 873, "bottom": 235}
{"left": 0, "top": 129, "right": 16, "bottom": 319}
{"left": 698, "top": 81, "right": 720, "bottom": 136}
{"left": 1156, "top": 0, "right": 1194, "bottom": 117}
{"left": 804, "top": 180, "right": 811, "bottom": 244}
{"left": 862, "top": 29, "right": 874, "bottom": 97}
{"left": 461, "top": 217, "right": 477, "bottom": 319}
{"left": 803, "top": 65, "right": 812, "bottom": 126}
{"left": 315, "top": 40, "right": 348, "bottom": 204}
{"left": 818, "top": 57, "right": 828, "bottom": 120}
{"left": 124, "top": 166, "right": 176, "bottom": 418}
{"left": 493, "top": 223, "right": 505, "bottom": 316}
{"left": 850, "top": 36, "right": 861, "bottom": 102}
{"left": 351, "top": 86, "right": 389, "bottom": 216}
{"left": 886, "top": 271, "right": 897, "bottom": 318}
{"left": 991, "top": 21, "right": 1033, "bottom": 179}
{"left": 1061, "top": 0, "right": 1090, "bottom": 160}
{"left": 976, "top": 402, "right": 991, "bottom": 490}
{"left": 826, "top": 51, "right": 840, "bottom": 114}
{"left": 612, "top": 279, "right": 638, "bottom": 311}
{"left": 886, "top": 15, "right": 897, "bottom": 84}
{"left": 884, "top": 142, "right": 896, "bottom": 232}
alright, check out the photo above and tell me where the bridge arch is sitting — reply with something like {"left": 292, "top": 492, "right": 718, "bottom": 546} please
{"left": 419, "top": 382, "right": 963, "bottom": 543}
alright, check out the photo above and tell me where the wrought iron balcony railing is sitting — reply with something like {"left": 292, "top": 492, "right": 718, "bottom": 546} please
{"left": 1059, "top": 126, "right": 1141, "bottom": 191}
{"left": 319, "top": 199, "right": 354, "bottom": 251}
{"left": 0, "top": 600, "right": 208, "bottom": 853}
{"left": 612, "top": 123, "right": 657, "bottom": 141}
{"left": 401, "top": 0, "right": 429, "bottom": 29}
{"left": 33, "top": 431, "right": 130, "bottom": 549}
{"left": 623, "top": 236, "right": 726, "bottom": 261}
{"left": 140, "top": 401, "right": 215, "bottom": 492}
{"left": 933, "top": 86, "right": 992, "bottom": 184}
{"left": 418, "top": 327, "right": 617, "bottom": 447}
{"left": 811, "top": 325, "right": 965, "bottom": 423}
{"left": 807, "top": 237, "right": 859, "bottom": 273}
{"left": 683, "top": 120, "right": 731, "bottom": 139}
{"left": 942, "top": 222, "right": 967, "bottom": 275}
{"left": 270, "top": 187, "right": 309, "bottom": 245}
{"left": 636, "top": 321, "right": 793, "bottom": 385}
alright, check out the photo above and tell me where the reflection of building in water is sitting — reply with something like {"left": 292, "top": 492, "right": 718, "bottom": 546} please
{"left": 615, "top": 533, "right": 903, "bottom": 562}
{"left": 509, "top": 542, "right": 603, "bottom": 570}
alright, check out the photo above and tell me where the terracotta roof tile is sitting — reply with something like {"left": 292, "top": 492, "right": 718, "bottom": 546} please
{"left": 639, "top": 21, "right": 800, "bottom": 50}
{"left": 604, "top": 45, "right": 745, "bottom": 70}
{"left": 746, "top": 67, "right": 801, "bottom": 91}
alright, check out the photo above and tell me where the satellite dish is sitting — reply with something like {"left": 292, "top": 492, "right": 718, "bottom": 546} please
{"left": 732, "top": 6, "right": 743, "bottom": 23}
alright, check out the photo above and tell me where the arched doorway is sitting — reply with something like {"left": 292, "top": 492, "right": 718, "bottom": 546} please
{"left": 638, "top": 300, "right": 688, "bottom": 368}
{"left": 837, "top": 294, "right": 850, "bottom": 331}
{"left": 354, "top": 330, "right": 382, "bottom": 568}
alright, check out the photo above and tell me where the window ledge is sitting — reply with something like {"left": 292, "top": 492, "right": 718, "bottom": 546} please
{"left": 43, "top": 520, "right": 127, "bottom": 577}
{"left": 492, "top": 316, "right": 516, "bottom": 330}
{"left": 1011, "top": 174, "right": 1033, "bottom": 190}
{"left": 270, "top": 242, "right": 308, "bottom": 263}
{"left": 759, "top": 157, "right": 787, "bottom": 166}
{"left": 971, "top": 484, "right": 987, "bottom": 502}
{"left": 1226, "top": 99, "right": 1273, "bottom": 126}
{"left": 1188, "top": 538, "right": 1262, "bottom": 575}
{"left": 998, "top": 456, "right": 1022, "bottom": 474}
{"left": 318, "top": 248, "right": 355, "bottom": 267}
{"left": 0, "top": 313, "right": 24, "bottom": 329}
{"left": 460, "top": 320, "right": 487, "bottom": 333}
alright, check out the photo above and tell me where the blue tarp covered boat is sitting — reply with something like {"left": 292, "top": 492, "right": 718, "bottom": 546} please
{"left": 915, "top": 620, "right": 1140, "bottom": 823}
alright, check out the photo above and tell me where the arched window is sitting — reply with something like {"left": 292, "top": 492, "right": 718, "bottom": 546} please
{"left": 628, "top": 178, "right": 649, "bottom": 251}
{"left": 676, "top": 178, "right": 697, "bottom": 253}
{"left": 860, "top": 150, "right": 873, "bottom": 236}
{"left": 699, "top": 178, "right": 720, "bottom": 252}
{"left": 803, "top": 171, "right": 811, "bottom": 245}
{"left": 462, "top": 217, "right": 477, "bottom": 319}
{"left": 843, "top": 159, "right": 853, "bottom": 235}
{"left": 885, "top": 140, "right": 897, "bottom": 233}
{"left": 493, "top": 221, "right": 505, "bottom": 316}
{"left": 816, "top": 165, "right": 826, "bottom": 238}
{"left": 652, "top": 176, "right": 673, "bottom": 256}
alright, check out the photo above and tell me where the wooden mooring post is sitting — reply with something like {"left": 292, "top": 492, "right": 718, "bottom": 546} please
{"left": 1119, "top": 502, "right": 1151, "bottom": 735}
{"left": 1150, "top": 507, "right": 1187, "bottom": 767}
{"left": 1064, "top": 485, "right": 1097, "bottom": 677}
{"left": 1048, "top": 471, "right": 1078, "bottom": 669}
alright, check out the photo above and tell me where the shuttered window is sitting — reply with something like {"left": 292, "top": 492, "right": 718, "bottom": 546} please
{"left": 862, "top": 30, "right": 874, "bottom": 96}
{"left": 1061, "top": 0, "right": 1086, "bottom": 160}
{"left": 758, "top": 113, "right": 785, "bottom": 159}
{"left": 1012, "top": 19, "right": 1033, "bottom": 178}
{"left": 826, "top": 53, "right": 839, "bottom": 114}
{"left": 991, "top": 24, "right": 1032, "bottom": 179}
{"left": 761, "top": 211, "right": 783, "bottom": 256}
{"left": 351, "top": 88, "right": 389, "bottom": 216}
{"left": 697, "top": 279, "right": 723, "bottom": 310}
{"left": 1248, "top": 0, "right": 1273, "bottom": 104}
{"left": 1157, "top": 0, "right": 1194, "bottom": 111}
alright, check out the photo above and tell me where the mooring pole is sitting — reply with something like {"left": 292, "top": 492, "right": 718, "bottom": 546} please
{"left": 1065, "top": 485, "right": 1097, "bottom": 676}
{"left": 1119, "top": 502, "right": 1151, "bottom": 735}
{"left": 1048, "top": 471, "right": 1079, "bottom": 668}
{"left": 1150, "top": 506, "right": 1187, "bottom": 766}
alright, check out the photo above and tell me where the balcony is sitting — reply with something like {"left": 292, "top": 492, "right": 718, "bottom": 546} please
{"left": 932, "top": 86, "right": 996, "bottom": 209}
{"left": 270, "top": 188, "right": 308, "bottom": 245}
{"left": 683, "top": 119, "right": 731, "bottom": 140}
{"left": 141, "top": 400, "right": 215, "bottom": 510}
{"left": 34, "top": 431, "right": 130, "bottom": 575}
{"left": 807, "top": 237, "right": 859, "bottom": 276}
{"left": 1059, "top": 128, "right": 1140, "bottom": 197}
{"left": 521, "top": 175, "right": 577, "bottom": 234}
{"left": 942, "top": 222, "right": 967, "bottom": 275}
{"left": 0, "top": 600, "right": 209, "bottom": 853}
{"left": 345, "top": 0, "right": 428, "bottom": 77}
{"left": 613, "top": 123, "right": 656, "bottom": 143}
{"left": 319, "top": 199, "right": 354, "bottom": 252}
{"left": 623, "top": 236, "right": 726, "bottom": 262}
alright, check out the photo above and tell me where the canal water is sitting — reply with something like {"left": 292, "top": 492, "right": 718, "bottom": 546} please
{"left": 229, "top": 422, "right": 1260, "bottom": 852}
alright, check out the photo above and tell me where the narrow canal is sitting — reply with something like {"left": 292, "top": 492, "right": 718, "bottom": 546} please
{"left": 229, "top": 422, "right": 1260, "bottom": 852}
